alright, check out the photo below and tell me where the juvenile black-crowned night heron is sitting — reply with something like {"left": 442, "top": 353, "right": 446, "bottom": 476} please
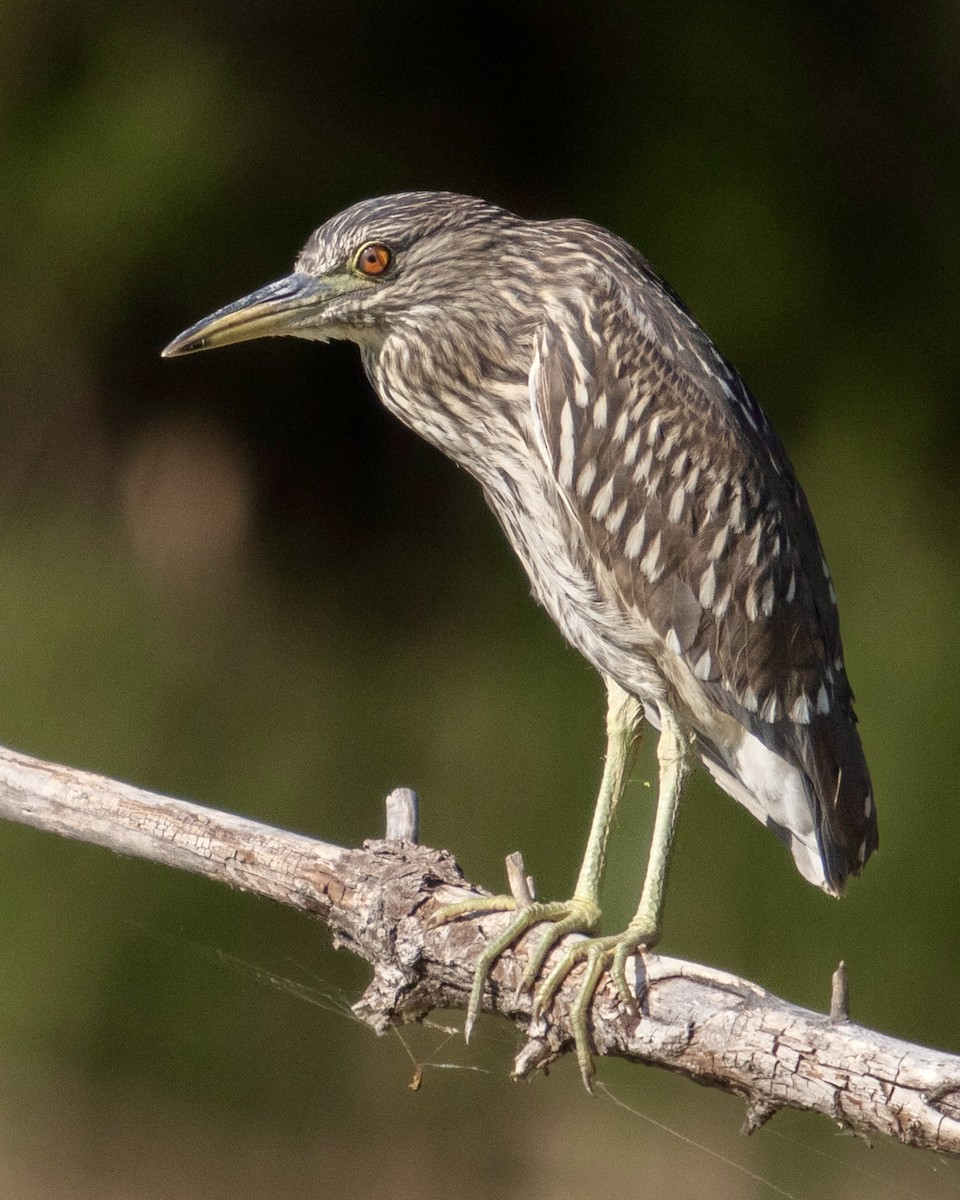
{"left": 164, "top": 191, "right": 877, "bottom": 1086}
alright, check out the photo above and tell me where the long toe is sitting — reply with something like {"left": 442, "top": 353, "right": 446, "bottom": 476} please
{"left": 451, "top": 898, "right": 596, "bottom": 1039}
{"left": 531, "top": 925, "right": 656, "bottom": 1088}
{"left": 428, "top": 893, "right": 518, "bottom": 929}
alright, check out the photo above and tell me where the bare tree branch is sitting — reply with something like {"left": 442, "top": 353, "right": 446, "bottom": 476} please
{"left": 0, "top": 742, "right": 957, "bottom": 1153}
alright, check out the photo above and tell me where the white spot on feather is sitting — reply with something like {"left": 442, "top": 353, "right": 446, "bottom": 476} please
{"left": 705, "top": 478, "right": 724, "bottom": 515}
{"left": 786, "top": 571, "right": 796, "bottom": 603}
{"left": 558, "top": 402, "right": 575, "bottom": 488}
{"left": 665, "top": 627, "right": 683, "bottom": 655}
{"left": 592, "top": 393, "right": 608, "bottom": 429}
{"left": 761, "top": 578, "right": 775, "bottom": 616}
{"left": 591, "top": 477, "right": 615, "bottom": 522}
{"left": 790, "top": 694, "right": 812, "bottom": 724}
{"left": 747, "top": 524, "right": 763, "bottom": 566}
{"left": 561, "top": 329, "right": 591, "bottom": 408}
{"left": 605, "top": 498, "right": 628, "bottom": 535}
{"left": 583, "top": 308, "right": 604, "bottom": 349}
{"left": 710, "top": 525, "right": 730, "bottom": 561}
{"left": 624, "top": 428, "right": 642, "bottom": 466}
{"left": 669, "top": 448, "right": 690, "bottom": 478}
{"left": 633, "top": 389, "right": 653, "bottom": 417}
{"left": 698, "top": 565, "right": 717, "bottom": 608}
{"left": 682, "top": 463, "right": 702, "bottom": 494}
{"left": 624, "top": 516, "right": 647, "bottom": 558}
{"left": 693, "top": 650, "right": 712, "bottom": 680}
{"left": 576, "top": 460, "right": 596, "bottom": 499}
{"left": 633, "top": 449, "right": 654, "bottom": 484}
{"left": 668, "top": 486, "right": 686, "bottom": 523}
{"left": 613, "top": 409, "right": 629, "bottom": 442}
{"left": 639, "top": 531, "right": 663, "bottom": 581}
{"left": 816, "top": 685, "right": 830, "bottom": 715}
{"left": 729, "top": 491, "right": 744, "bottom": 532}
{"left": 761, "top": 693, "right": 780, "bottom": 722}
{"left": 656, "top": 429, "right": 680, "bottom": 462}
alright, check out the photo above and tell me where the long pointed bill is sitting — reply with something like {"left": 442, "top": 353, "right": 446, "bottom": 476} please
{"left": 162, "top": 272, "right": 342, "bottom": 357}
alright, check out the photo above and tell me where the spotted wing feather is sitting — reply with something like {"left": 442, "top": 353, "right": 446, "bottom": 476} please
{"left": 530, "top": 275, "right": 877, "bottom": 887}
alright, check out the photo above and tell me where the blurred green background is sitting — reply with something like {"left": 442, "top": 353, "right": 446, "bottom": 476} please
{"left": 0, "top": 2, "right": 958, "bottom": 1196}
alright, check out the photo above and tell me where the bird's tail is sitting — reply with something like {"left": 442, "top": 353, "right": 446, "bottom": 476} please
{"left": 643, "top": 702, "right": 877, "bottom": 895}
{"left": 794, "top": 713, "right": 878, "bottom": 891}
{"left": 695, "top": 739, "right": 835, "bottom": 891}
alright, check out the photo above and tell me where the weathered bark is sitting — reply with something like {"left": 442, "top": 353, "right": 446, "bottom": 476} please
{"left": 0, "top": 742, "right": 957, "bottom": 1153}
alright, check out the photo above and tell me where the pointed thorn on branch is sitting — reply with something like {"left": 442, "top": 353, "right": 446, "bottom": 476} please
{"left": 384, "top": 788, "right": 419, "bottom": 842}
{"left": 830, "top": 960, "right": 849, "bottom": 1023}
{"left": 505, "top": 851, "right": 535, "bottom": 907}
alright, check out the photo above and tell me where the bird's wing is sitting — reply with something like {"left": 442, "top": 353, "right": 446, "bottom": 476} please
{"left": 528, "top": 275, "right": 876, "bottom": 884}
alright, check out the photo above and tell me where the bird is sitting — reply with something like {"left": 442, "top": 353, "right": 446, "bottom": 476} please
{"left": 163, "top": 191, "right": 877, "bottom": 1087}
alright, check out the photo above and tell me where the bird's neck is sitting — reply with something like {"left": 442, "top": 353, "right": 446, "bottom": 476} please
{"left": 362, "top": 329, "right": 533, "bottom": 485}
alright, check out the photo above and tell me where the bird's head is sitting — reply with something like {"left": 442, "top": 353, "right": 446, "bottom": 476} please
{"left": 162, "top": 192, "right": 526, "bottom": 359}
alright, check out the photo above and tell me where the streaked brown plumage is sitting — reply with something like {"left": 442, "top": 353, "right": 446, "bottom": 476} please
{"left": 164, "top": 192, "right": 876, "bottom": 1082}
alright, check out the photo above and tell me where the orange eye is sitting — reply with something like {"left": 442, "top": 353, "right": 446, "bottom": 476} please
{"left": 355, "top": 243, "right": 392, "bottom": 276}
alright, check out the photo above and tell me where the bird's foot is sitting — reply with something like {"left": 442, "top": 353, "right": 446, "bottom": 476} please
{"left": 427, "top": 893, "right": 600, "bottom": 1046}
{"left": 530, "top": 921, "right": 658, "bottom": 1091}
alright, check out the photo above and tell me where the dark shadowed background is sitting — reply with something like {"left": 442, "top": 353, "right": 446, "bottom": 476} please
{"left": 0, "top": 3, "right": 958, "bottom": 1197}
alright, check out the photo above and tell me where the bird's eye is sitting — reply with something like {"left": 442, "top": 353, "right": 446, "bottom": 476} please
{"left": 355, "top": 243, "right": 392, "bottom": 277}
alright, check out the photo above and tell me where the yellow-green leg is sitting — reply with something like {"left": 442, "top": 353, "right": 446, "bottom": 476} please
{"left": 428, "top": 676, "right": 644, "bottom": 1042}
{"left": 532, "top": 702, "right": 690, "bottom": 1088}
